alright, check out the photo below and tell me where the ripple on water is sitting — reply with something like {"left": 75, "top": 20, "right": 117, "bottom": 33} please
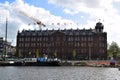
{"left": 0, "top": 66, "right": 120, "bottom": 80}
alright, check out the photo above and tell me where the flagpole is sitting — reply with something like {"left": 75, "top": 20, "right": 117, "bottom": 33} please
{"left": 4, "top": 18, "right": 8, "bottom": 61}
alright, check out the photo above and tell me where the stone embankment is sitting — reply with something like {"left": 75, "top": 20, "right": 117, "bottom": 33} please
{"left": 60, "top": 60, "right": 120, "bottom": 67}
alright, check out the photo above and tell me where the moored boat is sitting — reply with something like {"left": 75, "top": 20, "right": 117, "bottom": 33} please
{"left": 23, "top": 58, "right": 37, "bottom": 66}
{"left": 0, "top": 61, "right": 22, "bottom": 66}
{"left": 0, "top": 57, "right": 60, "bottom": 66}
{"left": 37, "top": 58, "right": 60, "bottom": 66}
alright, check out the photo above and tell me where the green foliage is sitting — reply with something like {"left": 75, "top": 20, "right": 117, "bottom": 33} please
{"left": 107, "top": 41, "right": 120, "bottom": 59}
{"left": 72, "top": 50, "right": 76, "bottom": 59}
{"left": 18, "top": 50, "right": 22, "bottom": 58}
{"left": 36, "top": 49, "right": 39, "bottom": 58}
{"left": 1, "top": 49, "right": 4, "bottom": 60}
{"left": 54, "top": 50, "right": 57, "bottom": 57}
{"left": 1, "top": 49, "right": 4, "bottom": 58}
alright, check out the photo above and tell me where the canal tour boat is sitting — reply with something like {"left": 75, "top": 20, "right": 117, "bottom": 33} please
{"left": 23, "top": 57, "right": 60, "bottom": 66}
{"left": 0, "top": 57, "right": 61, "bottom": 66}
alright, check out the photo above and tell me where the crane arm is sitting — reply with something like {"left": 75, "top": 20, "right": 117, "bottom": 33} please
{"left": 19, "top": 11, "right": 46, "bottom": 28}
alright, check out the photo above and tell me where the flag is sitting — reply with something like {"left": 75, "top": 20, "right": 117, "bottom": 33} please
{"left": 64, "top": 23, "right": 66, "bottom": 25}
{"left": 52, "top": 23, "right": 54, "bottom": 25}
{"left": 57, "top": 23, "right": 60, "bottom": 25}
{"left": 28, "top": 23, "right": 31, "bottom": 26}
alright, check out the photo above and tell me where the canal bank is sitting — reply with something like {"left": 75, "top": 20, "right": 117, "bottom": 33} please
{"left": 60, "top": 60, "right": 120, "bottom": 67}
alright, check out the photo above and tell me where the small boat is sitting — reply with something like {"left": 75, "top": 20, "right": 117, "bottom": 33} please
{"left": 0, "top": 61, "right": 22, "bottom": 66}
{"left": 109, "top": 57, "right": 116, "bottom": 67}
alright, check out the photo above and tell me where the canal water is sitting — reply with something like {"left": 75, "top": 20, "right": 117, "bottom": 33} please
{"left": 0, "top": 66, "right": 120, "bottom": 80}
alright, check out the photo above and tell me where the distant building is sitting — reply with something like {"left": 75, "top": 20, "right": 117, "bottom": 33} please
{"left": 0, "top": 37, "right": 15, "bottom": 57}
{"left": 16, "top": 22, "right": 107, "bottom": 60}
{"left": 0, "top": 38, "right": 4, "bottom": 57}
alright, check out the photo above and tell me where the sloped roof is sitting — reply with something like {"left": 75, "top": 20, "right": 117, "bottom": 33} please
{"left": 18, "top": 28, "right": 95, "bottom": 36}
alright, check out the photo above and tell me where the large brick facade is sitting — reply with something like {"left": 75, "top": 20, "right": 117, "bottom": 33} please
{"left": 16, "top": 22, "right": 107, "bottom": 60}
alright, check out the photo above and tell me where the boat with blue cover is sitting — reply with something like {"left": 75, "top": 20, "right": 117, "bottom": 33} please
{"left": 0, "top": 57, "right": 61, "bottom": 66}
{"left": 22, "top": 57, "right": 60, "bottom": 66}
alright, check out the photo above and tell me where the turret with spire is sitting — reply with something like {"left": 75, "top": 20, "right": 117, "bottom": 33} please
{"left": 95, "top": 19, "right": 104, "bottom": 33}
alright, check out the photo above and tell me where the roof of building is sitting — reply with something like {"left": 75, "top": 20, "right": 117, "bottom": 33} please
{"left": 18, "top": 28, "right": 96, "bottom": 36}
{"left": 18, "top": 22, "right": 106, "bottom": 36}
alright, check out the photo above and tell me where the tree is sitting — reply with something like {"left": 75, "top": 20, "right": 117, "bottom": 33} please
{"left": 18, "top": 50, "right": 22, "bottom": 59}
{"left": 1, "top": 49, "right": 4, "bottom": 61}
{"left": 108, "top": 41, "right": 120, "bottom": 59}
{"left": 54, "top": 49, "right": 57, "bottom": 58}
{"left": 72, "top": 50, "right": 76, "bottom": 60}
{"left": 36, "top": 49, "right": 39, "bottom": 58}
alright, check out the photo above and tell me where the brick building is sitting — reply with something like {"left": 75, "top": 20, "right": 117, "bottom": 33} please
{"left": 16, "top": 22, "right": 107, "bottom": 60}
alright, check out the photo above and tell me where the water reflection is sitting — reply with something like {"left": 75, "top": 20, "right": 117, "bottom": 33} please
{"left": 0, "top": 67, "right": 120, "bottom": 80}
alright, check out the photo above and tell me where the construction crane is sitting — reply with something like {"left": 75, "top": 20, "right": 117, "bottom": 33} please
{"left": 19, "top": 11, "right": 46, "bottom": 30}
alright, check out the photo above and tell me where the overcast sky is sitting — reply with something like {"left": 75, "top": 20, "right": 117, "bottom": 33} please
{"left": 0, "top": 0, "right": 120, "bottom": 46}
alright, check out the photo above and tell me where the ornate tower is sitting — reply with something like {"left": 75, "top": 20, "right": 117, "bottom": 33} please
{"left": 95, "top": 22, "right": 104, "bottom": 33}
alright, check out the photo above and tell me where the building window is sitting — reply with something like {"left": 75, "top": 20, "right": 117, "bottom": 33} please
{"left": 75, "top": 37, "right": 77, "bottom": 41}
{"left": 68, "top": 37, "right": 70, "bottom": 41}
{"left": 19, "top": 44, "right": 21, "bottom": 47}
{"left": 69, "top": 32, "right": 73, "bottom": 35}
{"left": 22, "top": 38, "right": 24, "bottom": 42}
{"left": 34, "top": 38, "right": 36, "bottom": 41}
{"left": 82, "top": 32, "right": 86, "bottom": 35}
{"left": 88, "top": 32, "right": 92, "bottom": 35}
{"left": 37, "top": 38, "right": 39, "bottom": 41}
{"left": 51, "top": 37, "right": 53, "bottom": 41}
{"left": 71, "top": 37, "right": 73, "bottom": 41}
{"left": 76, "top": 32, "right": 79, "bottom": 35}
{"left": 63, "top": 37, "right": 66, "bottom": 41}
{"left": 22, "top": 43, "right": 24, "bottom": 47}
{"left": 25, "top": 38, "right": 27, "bottom": 41}
{"left": 40, "top": 38, "right": 42, "bottom": 41}
{"left": 43, "top": 37, "right": 45, "bottom": 41}
{"left": 19, "top": 38, "right": 21, "bottom": 41}
{"left": 33, "top": 33, "right": 36, "bottom": 36}
{"left": 31, "top": 38, "right": 33, "bottom": 41}
{"left": 78, "top": 42, "right": 80, "bottom": 47}
{"left": 34, "top": 43, "right": 36, "bottom": 47}
{"left": 84, "top": 37, "right": 86, "bottom": 41}
{"left": 46, "top": 37, "right": 48, "bottom": 41}
{"left": 75, "top": 42, "right": 78, "bottom": 47}
{"left": 25, "top": 43, "right": 27, "bottom": 47}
